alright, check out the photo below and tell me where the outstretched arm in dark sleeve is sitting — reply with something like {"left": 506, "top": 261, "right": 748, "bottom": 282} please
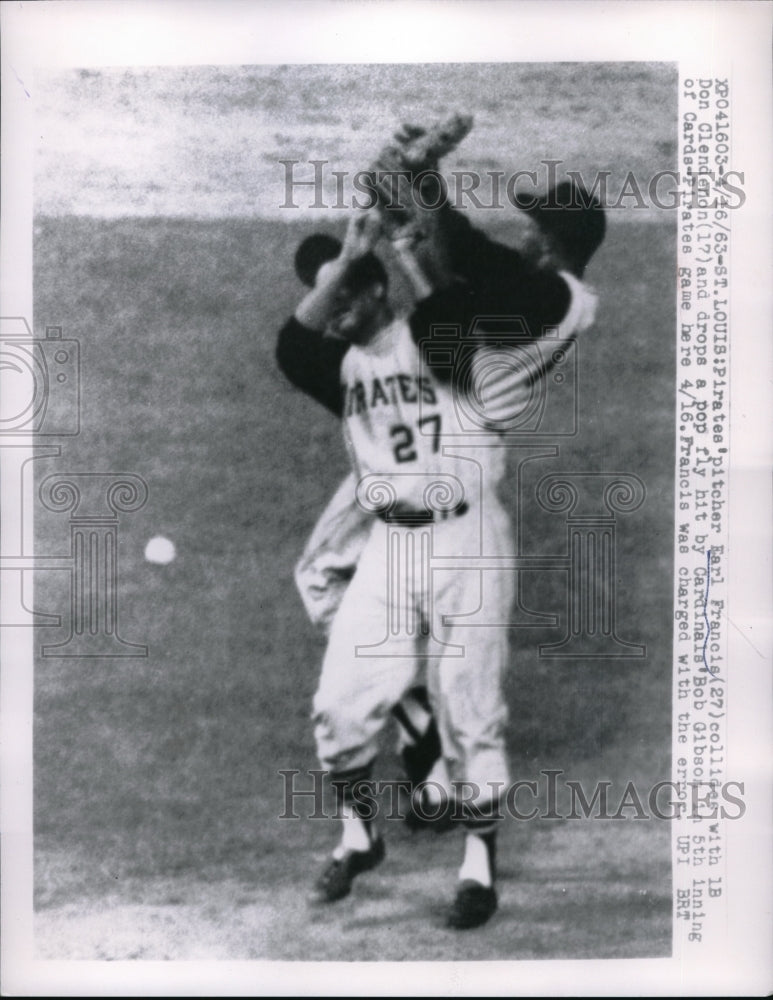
{"left": 406, "top": 250, "right": 573, "bottom": 385}
{"left": 275, "top": 212, "right": 384, "bottom": 416}
{"left": 275, "top": 318, "right": 349, "bottom": 417}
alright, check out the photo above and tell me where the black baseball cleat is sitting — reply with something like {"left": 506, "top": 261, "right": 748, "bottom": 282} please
{"left": 310, "top": 837, "right": 385, "bottom": 904}
{"left": 446, "top": 880, "right": 498, "bottom": 930}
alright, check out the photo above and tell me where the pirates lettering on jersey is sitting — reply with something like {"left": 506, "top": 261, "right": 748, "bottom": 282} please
{"left": 339, "top": 316, "right": 506, "bottom": 510}
{"left": 339, "top": 317, "right": 454, "bottom": 489}
{"left": 343, "top": 374, "right": 436, "bottom": 417}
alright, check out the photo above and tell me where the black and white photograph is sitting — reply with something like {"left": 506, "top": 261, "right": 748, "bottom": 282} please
{"left": 1, "top": 1, "right": 771, "bottom": 995}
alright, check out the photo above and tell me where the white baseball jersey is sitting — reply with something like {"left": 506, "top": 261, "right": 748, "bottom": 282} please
{"left": 340, "top": 316, "right": 505, "bottom": 514}
{"left": 279, "top": 267, "right": 600, "bottom": 795}
{"left": 293, "top": 271, "right": 599, "bottom": 629}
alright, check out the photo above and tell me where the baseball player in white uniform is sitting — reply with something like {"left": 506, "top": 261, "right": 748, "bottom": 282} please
{"left": 292, "top": 245, "right": 453, "bottom": 823}
{"left": 277, "top": 142, "right": 605, "bottom": 927}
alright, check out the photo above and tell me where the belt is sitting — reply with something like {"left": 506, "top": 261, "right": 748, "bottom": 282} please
{"left": 377, "top": 501, "right": 469, "bottom": 527}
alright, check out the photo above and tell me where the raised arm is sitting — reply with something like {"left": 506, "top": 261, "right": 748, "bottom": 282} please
{"left": 276, "top": 212, "right": 384, "bottom": 416}
{"left": 275, "top": 316, "right": 350, "bottom": 416}
{"left": 294, "top": 212, "right": 383, "bottom": 330}
{"left": 389, "top": 219, "right": 571, "bottom": 378}
{"left": 390, "top": 216, "right": 592, "bottom": 434}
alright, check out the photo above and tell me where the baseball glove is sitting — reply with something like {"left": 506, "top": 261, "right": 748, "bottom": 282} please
{"left": 367, "top": 113, "right": 474, "bottom": 238}
{"left": 388, "top": 113, "right": 474, "bottom": 169}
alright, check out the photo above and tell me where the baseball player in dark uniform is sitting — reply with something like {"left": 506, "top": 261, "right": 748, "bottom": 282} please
{"left": 277, "top": 130, "right": 605, "bottom": 928}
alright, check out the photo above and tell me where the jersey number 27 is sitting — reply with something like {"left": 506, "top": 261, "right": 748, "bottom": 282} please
{"left": 390, "top": 415, "right": 441, "bottom": 463}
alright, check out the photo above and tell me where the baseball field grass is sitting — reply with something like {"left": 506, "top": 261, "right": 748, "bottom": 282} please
{"left": 33, "top": 209, "right": 675, "bottom": 961}
{"left": 29, "top": 61, "right": 677, "bottom": 962}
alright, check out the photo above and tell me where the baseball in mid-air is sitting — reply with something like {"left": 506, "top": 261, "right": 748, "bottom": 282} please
{"left": 144, "top": 535, "right": 176, "bottom": 564}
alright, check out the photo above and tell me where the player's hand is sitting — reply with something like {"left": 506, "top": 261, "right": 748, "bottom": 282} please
{"left": 341, "top": 210, "right": 382, "bottom": 260}
{"left": 394, "top": 123, "right": 427, "bottom": 145}
{"left": 391, "top": 123, "right": 436, "bottom": 170}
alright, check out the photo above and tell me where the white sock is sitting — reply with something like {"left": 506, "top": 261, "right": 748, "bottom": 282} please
{"left": 332, "top": 802, "right": 372, "bottom": 858}
{"left": 458, "top": 832, "right": 493, "bottom": 888}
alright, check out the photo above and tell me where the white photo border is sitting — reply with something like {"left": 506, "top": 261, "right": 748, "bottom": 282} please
{"left": 1, "top": 1, "right": 771, "bottom": 995}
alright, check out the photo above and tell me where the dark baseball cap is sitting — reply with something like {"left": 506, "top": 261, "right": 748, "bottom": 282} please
{"left": 294, "top": 231, "right": 388, "bottom": 292}
{"left": 294, "top": 233, "right": 343, "bottom": 287}
{"left": 520, "top": 179, "right": 606, "bottom": 275}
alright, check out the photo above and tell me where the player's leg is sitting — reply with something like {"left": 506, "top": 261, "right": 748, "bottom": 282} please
{"left": 310, "top": 521, "right": 424, "bottom": 901}
{"left": 296, "top": 483, "right": 448, "bottom": 819}
{"left": 393, "top": 685, "right": 439, "bottom": 784}
{"left": 429, "top": 507, "right": 516, "bottom": 928}
{"left": 392, "top": 685, "right": 452, "bottom": 830}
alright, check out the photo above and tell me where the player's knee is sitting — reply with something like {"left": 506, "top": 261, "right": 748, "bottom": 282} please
{"left": 311, "top": 693, "right": 359, "bottom": 740}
